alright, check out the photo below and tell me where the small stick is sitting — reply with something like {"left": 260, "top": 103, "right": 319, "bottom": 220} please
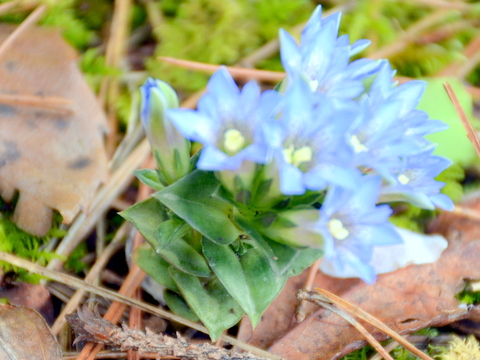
{"left": 312, "top": 288, "right": 435, "bottom": 360}
{"left": 159, "top": 57, "right": 285, "bottom": 83}
{"left": 295, "top": 258, "right": 321, "bottom": 322}
{"left": 369, "top": 341, "right": 400, "bottom": 360}
{"left": 449, "top": 205, "right": 480, "bottom": 221}
{"left": 0, "top": 4, "right": 46, "bottom": 59}
{"left": 0, "top": 93, "right": 72, "bottom": 113}
{"left": 297, "top": 289, "right": 394, "bottom": 360}
{"left": 444, "top": 82, "right": 480, "bottom": 158}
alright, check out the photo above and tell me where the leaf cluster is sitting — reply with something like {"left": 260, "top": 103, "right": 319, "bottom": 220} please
{"left": 122, "top": 169, "right": 322, "bottom": 339}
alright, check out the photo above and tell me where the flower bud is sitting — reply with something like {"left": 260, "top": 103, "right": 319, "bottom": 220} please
{"left": 140, "top": 78, "right": 191, "bottom": 184}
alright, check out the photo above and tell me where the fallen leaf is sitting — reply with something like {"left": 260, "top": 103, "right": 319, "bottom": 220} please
{"left": 267, "top": 239, "right": 480, "bottom": 360}
{"left": 0, "top": 304, "right": 62, "bottom": 359}
{"left": 0, "top": 24, "right": 108, "bottom": 236}
{"left": 0, "top": 281, "right": 54, "bottom": 324}
{"left": 237, "top": 271, "right": 361, "bottom": 351}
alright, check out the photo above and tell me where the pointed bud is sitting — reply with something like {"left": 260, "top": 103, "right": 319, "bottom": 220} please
{"left": 140, "top": 78, "right": 191, "bottom": 184}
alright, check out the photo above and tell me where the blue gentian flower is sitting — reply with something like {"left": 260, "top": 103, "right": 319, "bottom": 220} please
{"left": 167, "top": 67, "right": 282, "bottom": 171}
{"left": 279, "top": 5, "right": 380, "bottom": 101}
{"left": 261, "top": 78, "right": 361, "bottom": 195}
{"left": 140, "top": 78, "right": 191, "bottom": 183}
{"left": 379, "top": 147, "right": 454, "bottom": 210}
{"left": 315, "top": 176, "right": 403, "bottom": 283}
{"left": 347, "top": 62, "right": 448, "bottom": 182}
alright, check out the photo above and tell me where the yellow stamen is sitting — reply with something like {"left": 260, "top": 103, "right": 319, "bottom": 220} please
{"left": 224, "top": 129, "right": 245, "bottom": 155}
{"left": 398, "top": 174, "right": 409, "bottom": 185}
{"left": 328, "top": 219, "right": 349, "bottom": 240}
{"left": 310, "top": 79, "right": 319, "bottom": 91}
{"left": 283, "top": 144, "right": 313, "bottom": 167}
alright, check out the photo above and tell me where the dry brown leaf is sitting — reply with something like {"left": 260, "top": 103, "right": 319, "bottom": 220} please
{"left": 0, "top": 281, "right": 53, "bottom": 324}
{"left": 266, "top": 239, "right": 480, "bottom": 360}
{"left": 237, "top": 271, "right": 361, "bottom": 351}
{"left": 0, "top": 24, "right": 108, "bottom": 236}
{"left": 0, "top": 304, "right": 62, "bottom": 359}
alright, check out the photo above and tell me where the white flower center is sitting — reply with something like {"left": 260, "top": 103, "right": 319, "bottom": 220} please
{"left": 283, "top": 144, "right": 313, "bottom": 168}
{"left": 328, "top": 219, "right": 349, "bottom": 240}
{"left": 398, "top": 174, "right": 410, "bottom": 185}
{"left": 310, "top": 79, "right": 319, "bottom": 91}
{"left": 224, "top": 129, "right": 246, "bottom": 155}
{"left": 350, "top": 135, "right": 368, "bottom": 153}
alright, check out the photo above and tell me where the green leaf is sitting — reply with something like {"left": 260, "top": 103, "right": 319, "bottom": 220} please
{"left": 164, "top": 289, "right": 199, "bottom": 322}
{"left": 120, "top": 197, "right": 169, "bottom": 245}
{"left": 155, "top": 170, "right": 243, "bottom": 245}
{"left": 155, "top": 235, "right": 211, "bottom": 277}
{"left": 121, "top": 197, "right": 210, "bottom": 277}
{"left": 157, "top": 219, "right": 190, "bottom": 249}
{"left": 203, "top": 239, "right": 286, "bottom": 326}
{"left": 169, "top": 268, "right": 244, "bottom": 340}
{"left": 134, "top": 169, "right": 165, "bottom": 191}
{"left": 133, "top": 244, "right": 178, "bottom": 292}
{"left": 419, "top": 77, "right": 479, "bottom": 166}
{"left": 235, "top": 213, "right": 322, "bottom": 277}
{"left": 240, "top": 248, "right": 288, "bottom": 325}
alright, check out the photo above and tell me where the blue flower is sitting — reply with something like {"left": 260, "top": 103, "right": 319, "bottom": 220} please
{"left": 261, "top": 78, "right": 361, "bottom": 195}
{"left": 279, "top": 5, "right": 380, "bottom": 101}
{"left": 140, "top": 78, "right": 191, "bottom": 183}
{"left": 166, "top": 67, "right": 281, "bottom": 171}
{"left": 315, "top": 176, "right": 403, "bottom": 283}
{"left": 347, "top": 62, "right": 448, "bottom": 182}
{"left": 379, "top": 147, "right": 454, "bottom": 210}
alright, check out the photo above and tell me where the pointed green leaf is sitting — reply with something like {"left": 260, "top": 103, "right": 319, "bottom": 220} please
{"left": 203, "top": 238, "right": 287, "bottom": 327}
{"left": 119, "top": 197, "right": 168, "bottom": 246}
{"left": 155, "top": 170, "right": 243, "bottom": 245}
{"left": 156, "top": 235, "right": 211, "bottom": 277}
{"left": 133, "top": 169, "right": 165, "bottom": 191}
{"left": 157, "top": 219, "right": 190, "bottom": 249}
{"left": 241, "top": 248, "right": 287, "bottom": 326}
{"left": 121, "top": 197, "right": 210, "bottom": 277}
{"left": 169, "top": 268, "right": 244, "bottom": 340}
{"left": 235, "top": 213, "right": 322, "bottom": 276}
{"left": 133, "top": 244, "right": 178, "bottom": 292}
{"left": 164, "top": 289, "right": 199, "bottom": 322}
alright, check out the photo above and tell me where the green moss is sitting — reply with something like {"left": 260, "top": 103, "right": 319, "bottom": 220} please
{"left": 64, "top": 242, "right": 89, "bottom": 274}
{"left": 40, "top": 0, "right": 95, "bottom": 49}
{"left": 0, "top": 214, "right": 61, "bottom": 283}
{"left": 146, "top": 0, "right": 314, "bottom": 93}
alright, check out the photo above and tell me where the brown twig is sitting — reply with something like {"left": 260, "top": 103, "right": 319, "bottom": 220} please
{"left": 295, "top": 258, "right": 321, "bottom": 323}
{"left": 102, "top": 0, "right": 133, "bottom": 156}
{"left": 443, "top": 82, "right": 480, "bottom": 158}
{"left": 68, "top": 306, "right": 272, "bottom": 360}
{"left": 0, "top": 4, "right": 46, "bottom": 58}
{"left": 312, "top": 288, "right": 435, "bottom": 360}
{"left": 0, "top": 93, "right": 72, "bottom": 113}
{"left": 297, "top": 290, "right": 395, "bottom": 360}
{"left": 159, "top": 57, "right": 285, "bottom": 82}
{"left": 368, "top": 8, "right": 458, "bottom": 60}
